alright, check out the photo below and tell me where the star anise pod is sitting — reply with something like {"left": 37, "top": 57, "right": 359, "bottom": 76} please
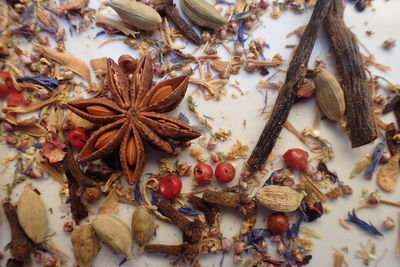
{"left": 67, "top": 54, "right": 200, "bottom": 185}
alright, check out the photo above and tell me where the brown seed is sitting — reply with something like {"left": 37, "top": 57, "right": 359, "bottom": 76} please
{"left": 86, "top": 105, "right": 117, "bottom": 116}
{"left": 149, "top": 85, "right": 173, "bottom": 104}
{"left": 95, "top": 129, "right": 119, "bottom": 149}
{"left": 127, "top": 136, "right": 137, "bottom": 166}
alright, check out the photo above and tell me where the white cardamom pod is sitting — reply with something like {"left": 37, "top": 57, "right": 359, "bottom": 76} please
{"left": 256, "top": 185, "right": 305, "bottom": 212}
{"left": 313, "top": 66, "right": 346, "bottom": 123}
{"left": 180, "top": 0, "right": 227, "bottom": 29}
{"left": 17, "top": 188, "right": 48, "bottom": 243}
{"left": 106, "top": 0, "right": 161, "bottom": 31}
{"left": 93, "top": 214, "right": 133, "bottom": 259}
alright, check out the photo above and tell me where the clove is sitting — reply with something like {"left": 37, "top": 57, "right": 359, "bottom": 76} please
{"left": 188, "top": 195, "right": 218, "bottom": 226}
{"left": 202, "top": 191, "right": 257, "bottom": 216}
{"left": 157, "top": 199, "right": 203, "bottom": 243}
{"left": 66, "top": 170, "right": 88, "bottom": 224}
{"left": 3, "top": 201, "right": 34, "bottom": 262}
{"left": 64, "top": 148, "right": 96, "bottom": 187}
{"left": 150, "top": 0, "right": 202, "bottom": 45}
{"left": 144, "top": 242, "right": 199, "bottom": 261}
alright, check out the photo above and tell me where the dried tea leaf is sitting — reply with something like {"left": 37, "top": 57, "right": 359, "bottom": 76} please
{"left": 35, "top": 153, "right": 65, "bottom": 184}
{"left": 17, "top": 188, "right": 48, "bottom": 243}
{"left": 95, "top": 13, "right": 138, "bottom": 37}
{"left": 98, "top": 189, "right": 119, "bottom": 214}
{"left": 0, "top": 2, "right": 8, "bottom": 31}
{"left": 35, "top": 44, "right": 91, "bottom": 83}
{"left": 377, "top": 153, "right": 400, "bottom": 192}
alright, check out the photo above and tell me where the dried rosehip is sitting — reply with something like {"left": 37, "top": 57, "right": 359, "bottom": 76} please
{"left": 215, "top": 162, "right": 236, "bottom": 183}
{"left": 158, "top": 175, "right": 182, "bottom": 198}
{"left": 67, "top": 127, "right": 88, "bottom": 149}
{"left": 283, "top": 148, "right": 309, "bottom": 169}
{"left": 0, "top": 71, "right": 14, "bottom": 97}
{"left": 7, "top": 89, "right": 27, "bottom": 106}
{"left": 194, "top": 162, "right": 213, "bottom": 184}
{"left": 267, "top": 213, "right": 289, "bottom": 235}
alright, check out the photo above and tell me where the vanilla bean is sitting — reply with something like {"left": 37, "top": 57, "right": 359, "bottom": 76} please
{"left": 157, "top": 199, "right": 203, "bottom": 243}
{"left": 324, "top": 0, "right": 377, "bottom": 147}
{"left": 246, "top": 0, "right": 332, "bottom": 171}
{"left": 202, "top": 191, "right": 257, "bottom": 216}
{"left": 144, "top": 242, "right": 199, "bottom": 261}
{"left": 3, "top": 202, "right": 34, "bottom": 262}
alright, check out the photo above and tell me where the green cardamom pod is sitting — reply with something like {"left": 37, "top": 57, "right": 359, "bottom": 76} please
{"left": 106, "top": 0, "right": 161, "bottom": 31}
{"left": 180, "top": 0, "right": 227, "bottom": 29}
{"left": 131, "top": 207, "right": 156, "bottom": 248}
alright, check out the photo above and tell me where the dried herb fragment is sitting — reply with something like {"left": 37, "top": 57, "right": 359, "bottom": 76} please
{"left": 246, "top": 0, "right": 332, "bottom": 172}
{"left": 157, "top": 199, "right": 203, "bottom": 243}
{"left": 3, "top": 202, "right": 34, "bottom": 262}
{"left": 377, "top": 153, "right": 400, "bottom": 192}
{"left": 202, "top": 190, "right": 257, "bottom": 216}
{"left": 144, "top": 242, "right": 199, "bottom": 261}
{"left": 386, "top": 123, "right": 399, "bottom": 156}
{"left": 346, "top": 209, "right": 383, "bottom": 237}
{"left": 317, "top": 162, "right": 338, "bottom": 183}
{"left": 66, "top": 170, "right": 88, "bottom": 224}
{"left": 324, "top": 0, "right": 377, "bottom": 147}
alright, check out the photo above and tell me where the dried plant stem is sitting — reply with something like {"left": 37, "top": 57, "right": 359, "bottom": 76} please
{"left": 301, "top": 175, "right": 328, "bottom": 202}
{"left": 324, "top": 0, "right": 377, "bottom": 147}
{"left": 397, "top": 212, "right": 400, "bottom": 256}
{"left": 246, "top": 0, "right": 332, "bottom": 172}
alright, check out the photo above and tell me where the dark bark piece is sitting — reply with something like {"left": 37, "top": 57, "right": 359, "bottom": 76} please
{"left": 144, "top": 242, "right": 199, "bottom": 261}
{"left": 6, "top": 259, "right": 24, "bottom": 267}
{"left": 163, "top": 5, "right": 202, "bottom": 45}
{"left": 66, "top": 170, "right": 88, "bottom": 224}
{"left": 202, "top": 191, "right": 257, "bottom": 216}
{"left": 386, "top": 123, "right": 399, "bottom": 156}
{"left": 317, "top": 162, "right": 338, "bottom": 183}
{"left": 157, "top": 199, "right": 203, "bottom": 243}
{"left": 188, "top": 195, "right": 218, "bottom": 226}
{"left": 382, "top": 95, "right": 400, "bottom": 115}
{"left": 64, "top": 149, "right": 96, "bottom": 187}
{"left": 150, "top": 0, "right": 173, "bottom": 11}
{"left": 324, "top": 0, "right": 377, "bottom": 147}
{"left": 246, "top": 0, "right": 332, "bottom": 171}
{"left": 3, "top": 202, "right": 34, "bottom": 262}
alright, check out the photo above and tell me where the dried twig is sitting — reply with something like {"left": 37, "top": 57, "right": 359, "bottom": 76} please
{"left": 246, "top": 0, "right": 332, "bottom": 172}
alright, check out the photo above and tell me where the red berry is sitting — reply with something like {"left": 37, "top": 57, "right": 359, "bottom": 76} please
{"left": 215, "top": 162, "right": 236, "bottom": 183}
{"left": 67, "top": 127, "right": 88, "bottom": 149}
{"left": 6, "top": 89, "right": 27, "bottom": 106}
{"left": 0, "top": 71, "right": 14, "bottom": 98}
{"left": 158, "top": 175, "right": 182, "bottom": 198}
{"left": 283, "top": 148, "right": 308, "bottom": 169}
{"left": 194, "top": 162, "right": 213, "bottom": 184}
{"left": 267, "top": 213, "right": 289, "bottom": 235}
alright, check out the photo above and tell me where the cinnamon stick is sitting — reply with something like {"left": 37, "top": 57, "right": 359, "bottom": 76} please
{"left": 324, "top": 0, "right": 377, "bottom": 147}
{"left": 247, "top": 0, "right": 332, "bottom": 171}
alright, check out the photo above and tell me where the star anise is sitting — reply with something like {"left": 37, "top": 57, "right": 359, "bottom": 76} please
{"left": 67, "top": 54, "right": 200, "bottom": 185}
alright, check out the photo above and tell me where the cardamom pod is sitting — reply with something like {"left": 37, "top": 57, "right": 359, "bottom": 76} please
{"left": 131, "top": 207, "right": 156, "bottom": 248}
{"left": 256, "top": 185, "right": 305, "bottom": 212}
{"left": 313, "top": 66, "right": 346, "bottom": 123}
{"left": 180, "top": 0, "right": 227, "bottom": 29}
{"left": 71, "top": 224, "right": 100, "bottom": 267}
{"left": 106, "top": 0, "right": 161, "bottom": 31}
{"left": 16, "top": 188, "right": 48, "bottom": 244}
{"left": 92, "top": 214, "right": 133, "bottom": 259}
